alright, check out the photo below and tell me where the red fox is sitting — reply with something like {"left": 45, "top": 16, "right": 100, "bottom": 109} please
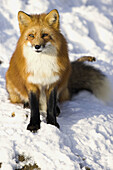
{"left": 6, "top": 9, "right": 112, "bottom": 132}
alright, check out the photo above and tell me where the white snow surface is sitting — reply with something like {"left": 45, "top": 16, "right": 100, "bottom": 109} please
{"left": 0, "top": 0, "right": 113, "bottom": 169}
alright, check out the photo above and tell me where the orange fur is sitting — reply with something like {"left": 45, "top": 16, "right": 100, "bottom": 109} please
{"left": 6, "top": 9, "right": 71, "bottom": 110}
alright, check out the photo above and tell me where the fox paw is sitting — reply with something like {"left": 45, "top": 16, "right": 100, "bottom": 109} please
{"left": 55, "top": 122, "right": 60, "bottom": 129}
{"left": 47, "top": 119, "right": 60, "bottom": 129}
{"left": 27, "top": 123, "right": 40, "bottom": 132}
{"left": 23, "top": 102, "right": 30, "bottom": 108}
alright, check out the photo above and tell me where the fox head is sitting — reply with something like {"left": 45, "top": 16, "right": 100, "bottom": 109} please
{"left": 18, "top": 9, "right": 60, "bottom": 33}
{"left": 18, "top": 9, "right": 61, "bottom": 53}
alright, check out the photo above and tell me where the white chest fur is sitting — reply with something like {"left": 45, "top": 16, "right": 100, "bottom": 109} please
{"left": 23, "top": 42, "right": 60, "bottom": 86}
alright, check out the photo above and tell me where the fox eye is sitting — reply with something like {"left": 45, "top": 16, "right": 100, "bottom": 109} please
{"left": 28, "top": 34, "right": 34, "bottom": 38}
{"left": 42, "top": 33, "right": 48, "bottom": 38}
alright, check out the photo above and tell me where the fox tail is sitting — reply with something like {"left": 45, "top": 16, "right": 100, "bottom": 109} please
{"left": 68, "top": 60, "right": 112, "bottom": 102}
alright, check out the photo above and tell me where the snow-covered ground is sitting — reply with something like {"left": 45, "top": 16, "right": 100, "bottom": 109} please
{"left": 0, "top": 0, "right": 113, "bottom": 169}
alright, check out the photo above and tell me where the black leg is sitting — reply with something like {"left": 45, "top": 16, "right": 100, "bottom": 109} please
{"left": 56, "top": 105, "right": 60, "bottom": 116}
{"left": 27, "top": 92, "right": 40, "bottom": 132}
{"left": 47, "top": 88, "right": 60, "bottom": 128}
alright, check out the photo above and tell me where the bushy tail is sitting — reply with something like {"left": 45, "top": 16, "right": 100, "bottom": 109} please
{"left": 68, "top": 61, "right": 112, "bottom": 102}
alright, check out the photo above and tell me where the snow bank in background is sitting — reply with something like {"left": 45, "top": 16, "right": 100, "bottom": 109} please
{"left": 0, "top": 0, "right": 113, "bottom": 169}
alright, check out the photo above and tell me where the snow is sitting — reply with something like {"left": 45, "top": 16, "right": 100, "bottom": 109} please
{"left": 0, "top": 0, "right": 113, "bottom": 169}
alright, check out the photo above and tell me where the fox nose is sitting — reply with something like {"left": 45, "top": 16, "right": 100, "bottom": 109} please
{"left": 35, "top": 45, "right": 41, "bottom": 49}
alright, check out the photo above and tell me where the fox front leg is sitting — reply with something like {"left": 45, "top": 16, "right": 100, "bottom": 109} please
{"left": 27, "top": 92, "right": 40, "bottom": 132}
{"left": 47, "top": 88, "right": 60, "bottom": 128}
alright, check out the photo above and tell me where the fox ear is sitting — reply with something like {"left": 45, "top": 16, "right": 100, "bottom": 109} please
{"left": 18, "top": 11, "right": 31, "bottom": 34}
{"left": 45, "top": 9, "right": 60, "bottom": 30}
